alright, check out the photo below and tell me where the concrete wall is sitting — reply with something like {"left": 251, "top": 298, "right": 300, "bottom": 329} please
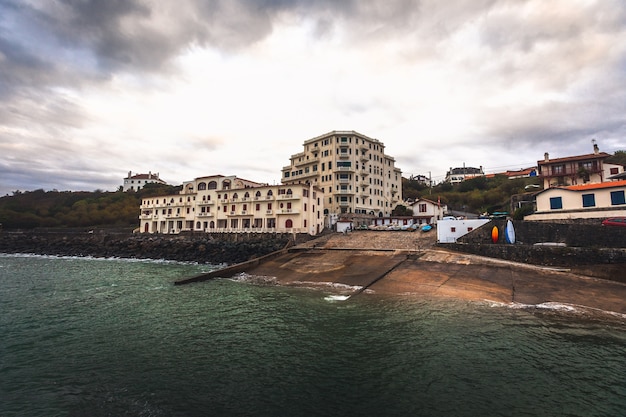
{"left": 446, "top": 220, "right": 626, "bottom": 269}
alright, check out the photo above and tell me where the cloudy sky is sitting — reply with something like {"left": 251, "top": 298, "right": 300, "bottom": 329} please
{"left": 1, "top": 0, "right": 625, "bottom": 195}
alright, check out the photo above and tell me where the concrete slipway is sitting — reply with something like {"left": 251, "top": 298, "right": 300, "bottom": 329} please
{"left": 175, "top": 231, "right": 626, "bottom": 318}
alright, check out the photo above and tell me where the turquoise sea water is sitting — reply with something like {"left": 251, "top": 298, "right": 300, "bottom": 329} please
{"left": 0, "top": 254, "right": 625, "bottom": 417}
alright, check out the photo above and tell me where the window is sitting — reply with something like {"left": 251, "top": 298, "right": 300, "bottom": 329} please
{"left": 582, "top": 194, "right": 595, "bottom": 207}
{"left": 610, "top": 167, "right": 619, "bottom": 175}
{"left": 610, "top": 190, "right": 626, "bottom": 205}
{"left": 197, "top": 182, "right": 207, "bottom": 190}
{"left": 550, "top": 197, "right": 563, "bottom": 210}
{"left": 552, "top": 165, "right": 565, "bottom": 175}
{"left": 419, "top": 203, "right": 427, "bottom": 213}
{"left": 208, "top": 181, "right": 217, "bottom": 190}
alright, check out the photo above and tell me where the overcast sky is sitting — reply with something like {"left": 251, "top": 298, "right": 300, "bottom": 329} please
{"left": 1, "top": 0, "right": 625, "bottom": 195}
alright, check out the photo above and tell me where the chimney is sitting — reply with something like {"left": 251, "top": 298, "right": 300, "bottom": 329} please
{"left": 128, "top": 170, "right": 132, "bottom": 178}
{"left": 544, "top": 153, "right": 549, "bottom": 162}
{"left": 593, "top": 139, "right": 599, "bottom": 155}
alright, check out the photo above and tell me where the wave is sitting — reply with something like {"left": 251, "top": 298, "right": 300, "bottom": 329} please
{"left": 0, "top": 252, "right": 221, "bottom": 268}
{"left": 485, "top": 299, "right": 626, "bottom": 321}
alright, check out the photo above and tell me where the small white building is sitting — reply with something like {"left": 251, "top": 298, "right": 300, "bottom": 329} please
{"left": 123, "top": 171, "right": 166, "bottom": 191}
{"left": 409, "top": 198, "right": 448, "bottom": 224}
{"left": 437, "top": 219, "right": 490, "bottom": 243}
{"left": 525, "top": 179, "right": 626, "bottom": 221}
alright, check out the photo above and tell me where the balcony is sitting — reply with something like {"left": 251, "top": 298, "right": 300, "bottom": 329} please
{"left": 360, "top": 182, "right": 370, "bottom": 188}
{"left": 338, "top": 189, "right": 354, "bottom": 195}
{"left": 337, "top": 166, "right": 354, "bottom": 172}
{"left": 338, "top": 178, "right": 350, "bottom": 184}
{"left": 360, "top": 170, "right": 369, "bottom": 176}
{"left": 197, "top": 200, "right": 214, "bottom": 206}
{"left": 278, "top": 193, "right": 299, "bottom": 200}
{"left": 338, "top": 152, "right": 350, "bottom": 159}
{"left": 277, "top": 209, "right": 300, "bottom": 214}
{"left": 198, "top": 212, "right": 214, "bottom": 217}
{"left": 338, "top": 200, "right": 350, "bottom": 207}
{"left": 266, "top": 210, "right": 273, "bottom": 215}
{"left": 360, "top": 155, "right": 369, "bottom": 162}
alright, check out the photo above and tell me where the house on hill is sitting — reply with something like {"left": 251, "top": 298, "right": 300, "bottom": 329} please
{"left": 123, "top": 171, "right": 167, "bottom": 191}
{"left": 537, "top": 143, "right": 622, "bottom": 189}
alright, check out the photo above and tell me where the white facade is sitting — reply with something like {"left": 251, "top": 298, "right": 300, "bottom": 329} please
{"left": 139, "top": 175, "right": 325, "bottom": 235}
{"left": 123, "top": 171, "right": 166, "bottom": 191}
{"left": 409, "top": 198, "right": 448, "bottom": 224}
{"left": 437, "top": 219, "right": 490, "bottom": 243}
{"left": 281, "top": 131, "right": 403, "bottom": 219}
{"left": 525, "top": 179, "right": 626, "bottom": 221}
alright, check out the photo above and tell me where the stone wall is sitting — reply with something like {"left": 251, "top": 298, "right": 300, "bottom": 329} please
{"left": 457, "top": 220, "right": 626, "bottom": 248}
{"left": 446, "top": 220, "right": 626, "bottom": 278}
{"left": 0, "top": 231, "right": 313, "bottom": 264}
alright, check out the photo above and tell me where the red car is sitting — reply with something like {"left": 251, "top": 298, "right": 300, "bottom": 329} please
{"left": 601, "top": 217, "right": 626, "bottom": 227}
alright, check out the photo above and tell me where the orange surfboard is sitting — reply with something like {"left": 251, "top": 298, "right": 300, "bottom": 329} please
{"left": 491, "top": 226, "right": 499, "bottom": 243}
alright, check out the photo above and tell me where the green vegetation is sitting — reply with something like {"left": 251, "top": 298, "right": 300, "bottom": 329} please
{"left": 401, "top": 174, "right": 541, "bottom": 217}
{"left": 0, "top": 183, "right": 180, "bottom": 229}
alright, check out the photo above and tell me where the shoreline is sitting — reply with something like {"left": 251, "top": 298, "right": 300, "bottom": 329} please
{"left": 2, "top": 230, "right": 625, "bottom": 322}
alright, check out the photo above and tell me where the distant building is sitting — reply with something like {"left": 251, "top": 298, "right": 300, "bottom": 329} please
{"left": 486, "top": 167, "right": 537, "bottom": 179}
{"left": 281, "top": 131, "right": 403, "bottom": 221}
{"left": 445, "top": 166, "right": 484, "bottom": 183}
{"left": 408, "top": 174, "right": 431, "bottom": 186}
{"left": 139, "top": 174, "right": 325, "bottom": 235}
{"left": 123, "top": 171, "right": 166, "bottom": 191}
{"left": 525, "top": 179, "right": 626, "bottom": 221}
{"left": 537, "top": 143, "right": 613, "bottom": 189}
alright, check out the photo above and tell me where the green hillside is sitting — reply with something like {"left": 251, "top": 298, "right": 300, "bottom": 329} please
{"left": 0, "top": 184, "right": 180, "bottom": 229}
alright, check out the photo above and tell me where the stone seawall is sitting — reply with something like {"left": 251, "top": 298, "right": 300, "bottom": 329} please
{"left": 0, "top": 231, "right": 313, "bottom": 264}
{"left": 446, "top": 220, "right": 626, "bottom": 282}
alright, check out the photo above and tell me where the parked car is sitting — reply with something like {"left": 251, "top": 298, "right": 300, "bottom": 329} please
{"left": 601, "top": 217, "right": 626, "bottom": 227}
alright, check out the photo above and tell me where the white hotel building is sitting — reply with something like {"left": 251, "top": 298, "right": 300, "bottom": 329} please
{"left": 140, "top": 175, "right": 325, "bottom": 235}
{"left": 281, "top": 131, "right": 403, "bottom": 218}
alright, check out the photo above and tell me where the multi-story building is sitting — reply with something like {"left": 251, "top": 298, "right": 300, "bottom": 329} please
{"left": 123, "top": 171, "right": 166, "bottom": 191}
{"left": 139, "top": 175, "right": 324, "bottom": 235}
{"left": 537, "top": 143, "right": 614, "bottom": 189}
{"left": 280, "top": 131, "right": 402, "bottom": 219}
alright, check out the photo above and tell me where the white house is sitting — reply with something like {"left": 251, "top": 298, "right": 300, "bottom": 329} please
{"left": 525, "top": 179, "right": 626, "bottom": 221}
{"left": 409, "top": 198, "right": 448, "bottom": 224}
{"left": 123, "top": 171, "right": 166, "bottom": 191}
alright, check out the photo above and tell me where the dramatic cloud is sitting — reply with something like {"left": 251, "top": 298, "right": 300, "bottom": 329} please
{"left": 1, "top": 0, "right": 625, "bottom": 195}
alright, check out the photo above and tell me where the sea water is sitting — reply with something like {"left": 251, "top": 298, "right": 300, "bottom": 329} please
{"left": 0, "top": 254, "right": 624, "bottom": 417}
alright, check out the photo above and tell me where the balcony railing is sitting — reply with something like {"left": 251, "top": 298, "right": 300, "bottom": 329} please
{"left": 278, "top": 194, "right": 299, "bottom": 200}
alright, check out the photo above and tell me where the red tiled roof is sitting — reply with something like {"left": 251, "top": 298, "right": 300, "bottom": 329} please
{"left": 537, "top": 152, "right": 611, "bottom": 165}
{"left": 565, "top": 179, "right": 626, "bottom": 191}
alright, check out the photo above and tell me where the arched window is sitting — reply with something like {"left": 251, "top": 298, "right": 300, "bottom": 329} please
{"left": 255, "top": 191, "right": 262, "bottom": 197}
{"left": 208, "top": 181, "right": 217, "bottom": 190}
{"left": 244, "top": 192, "right": 250, "bottom": 198}
{"left": 233, "top": 193, "right": 239, "bottom": 199}
{"left": 285, "top": 219, "right": 293, "bottom": 228}
{"left": 267, "top": 190, "right": 273, "bottom": 196}
{"left": 197, "top": 182, "right": 207, "bottom": 190}
{"left": 196, "top": 221, "right": 201, "bottom": 229}
{"left": 286, "top": 189, "right": 293, "bottom": 195}
{"left": 210, "top": 221, "right": 215, "bottom": 229}
{"left": 222, "top": 180, "right": 231, "bottom": 190}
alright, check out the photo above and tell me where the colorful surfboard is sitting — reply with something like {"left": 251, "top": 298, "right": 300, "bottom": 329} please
{"left": 505, "top": 219, "right": 516, "bottom": 244}
{"left": 491, "top": 226, "right": 499, "bottom": 243}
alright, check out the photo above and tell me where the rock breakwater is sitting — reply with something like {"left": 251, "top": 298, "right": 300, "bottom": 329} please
{"left": 0, "top": 231, "right": 302, "bottom": 264}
